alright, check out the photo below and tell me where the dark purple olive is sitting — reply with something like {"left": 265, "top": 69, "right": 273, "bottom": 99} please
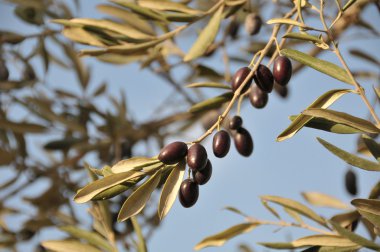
{"left": 245, "top": 13, "right": 262, "bottom": 35}
{"left": 158, "top": 141, "right": 188, "bottom": 165}
{"left": 249, "top": 84, "right": 268, "bottom": 109}
{"left": 213, "top": 130, "right": 231, "bottom": 158}
{"left": 0, "top": 61, "right": 9, "bottom": 81}
{"left": 234, "top": 127, "right": 253, "bottom": 157}
{"left": 231, "top": 67, "right": 253, "bottom": 93}
{"left": 345, "top": 169, "right": 357, "bottom": 196}
{"left": 273, "top": 56, "right": 292, "bottom": 86}
{"left": 187, "top": 143, "right": 208, "bottom": 171}
{"left": 192, "top": 160, "right": 212, "bottom": 185}
{"left": 179, "top": 179, "right": 199, "bottom": 208}
{"left": 228, "top": 20, "right": 240, "bottom": 39}
{"left": 274, "top": 83, "right": 289, "bottom": 98}
{"left": 254, "top": 64, "right": 274, "bottom": 93}
{"left": 229, "top": 115, "right": 243, "bottom": 130}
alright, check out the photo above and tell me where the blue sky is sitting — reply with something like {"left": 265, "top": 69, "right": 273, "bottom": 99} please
{"left": 1, "top": 1, "right": 380, "bottom": 251}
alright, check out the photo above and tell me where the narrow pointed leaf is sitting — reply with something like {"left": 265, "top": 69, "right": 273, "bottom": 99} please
{"left": 292, "top": 235, "right": 357, "bottom": 247}
{"left": 110, "top": 0, "right": 167, "bottom": 22}
{"left": 41, "top": 240, "right": 103, "bottom": 252}
{"left": 131, "top": 216, "right": 147, "bottom": 252}
{"left": 267, "top": 18, "right": 306, "bottom": 27}
{"left": 194, "top": 223, "right": 259, "bottom": 250}
{"left": 361, "top": 135, "right": 380, "bottom": 162}
{"left": 111, "top": 157, "right": 160, "bottom": 173}
{"left": 317, "top": 138, "right": 380, "bottom": 171}
{"left": 302, "top": 192, "right": 350, "bottom": 209}
{"left": 158, "top": 160, "right": 186, "bottom": 220}
{"left": 281, "top": 48, "right": 353, "bottom": 85}
{"left": 117, "top": 170, "right": 162, "bottom": 222}
{"left": 189, "top": 92, "right": 233, "bottom": 114}
{"left": 277, "top": 89, "right": 353, "bottom": 141}
{"left": 184, "top": 5, "right": 224, "bottom": 62}
{"left": 186, "top": 82, "right": 231, "bottom": 90}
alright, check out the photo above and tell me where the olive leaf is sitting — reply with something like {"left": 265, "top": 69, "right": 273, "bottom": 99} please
{"left": 289, "top": 115, "right": 361, "bottom": 134}
{"left": 111, "top": 157, "right": 160, "bottom": 173}
{"left": 41, "top": 240, "right": 103, "bottom": 252}
{"left": 158, "top": 160, "right": 186, "bottom": 220}
{"left": 194, "top": 223, "right": 259, "bottom": 250}
{"left": 301, "top": 192, "right": 350, "bottom": 209}
{"left": 62, "top": 27, "right": 105, "bottom": 47}
{"left": 74, "top": 171, "right": 145, "bottom": 203}
{"left": 267, "top": 18, "right": 306, "bottom": 28}
{"left": 186, "top": 82, "right": 231, "bottom": 90}
{"left": 330, "top": 211, "right": 360, "bottom": 228}
{"left": 351, "top": 198, "right": 380, "bottom": 227}
{"left": 59, "top": 226, "right": 115, "bottom": 252}
{"left": 277, "top": 89, "right": 354, "bottom": 142}
{"left": 283, "top": 32, "right": 329, "bottom": 49}
{"left": 317, "top": 138, "right": 380, "bottom": 171}
{"left": 0, "top": 119, "right": 46, "bottom": 133}
{"left": 117, "top": 169, "right": 162, "bottom": 222}
{"left": 110, "top": 0, "right": 168, "bottom": 22}
{"left": 261, "top": 195, "right": 327, "bottom": 226}
{"left": 184, "top": 5, "right": 224, "bottom": 62}
{"left": 137, "top": 0, "right": 203, "bottom": 15}
{"left": 361, "top": 135, "right": 380, "bottom": 162}
{"left": 302, "top": 108, "right": 380, "bottom": 134}
{"left": 281, "top": 48, "right": 353, "bottom": 85}
{"left": 189, "top": 92, "right": 233, "bottom": 114}
{"left": 131, "top": 216, "right": 147, "bottom": 252}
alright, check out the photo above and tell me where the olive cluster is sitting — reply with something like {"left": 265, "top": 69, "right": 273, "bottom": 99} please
{"left": 231, "top": 55, "right": 292, "bottom": 110}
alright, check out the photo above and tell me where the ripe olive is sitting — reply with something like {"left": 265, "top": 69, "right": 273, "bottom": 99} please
{"left": 179, "top": 179, "right": 199, "bottom": 208}
{"left": 254, "top": 64, "right": 274, "bottom": 93}
{"left": 229, "top": 115, "right": 243, "bottom": 130}
{"left": 231, "top": 67, "right": 253, "bottom": 93}
{"left": 245, "top": 13, "right": 262, "bottom": 36}
{"left": 192, "top": 159, "right": 212, "bottom": 185}
{"left": 274, "top": 83, "right": 288, "bottom": 98}
{"left": 273, "top": 56, "right": 292, "bottom": 86}
{"left": 234, "top": 127, "right": 253, "bottom": 157}
{"left": 228, "top": 20, "right": 240, "bottom": 40}
{"left": 187, "top": 143, "right": 208, "bottom": 171}
{"left": 249, "top": 84, "right": 268, "bottom": 109}
{"left": 345, "top": 169, "right": 357, "bottom": 196}
{"left": 0, "top": 61, "right": 9, "bottom": 81}
{"left": 158, "top": 141, "right": 188, "bottom": 165}
{"left": 213, "top": 130, "right": 231, "bottom": 158}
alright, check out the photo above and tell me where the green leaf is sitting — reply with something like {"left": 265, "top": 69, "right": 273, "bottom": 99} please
{"left": 189, "top": 92, "right": 233, "bottom": 114}
{"left": 258, "top": 242, "right": 295, "bottom": 249}
{"left": 267, "top": 18, "right": 306, "bottom": 27}
{"left": 330, "top": 221, "right": 380, "bottom": 250}
{"left": 131, "top": 216, "right": 147, "bottom": 252}
{"left": 110, "top": 0, "right": 167, "bottom": 22}
{"left": 41, "top": 240, "right": 103, "bottom": 252}
{"left": 289, "top": 115, "right": 361, "bottom": 134}
{"left": 184, "top": 5, "right": 224, "bottom": 62}
{"left": 111, "top": 157, "right": 160, "bottom": 173}
{"left": 0, "top": 119, "right": 46, "bottom": 133}
{"left": 62, "top": 27, "right": 105, "bottom": 47}
{"left": 261, "top": 199, "right": 280, "bottom": 219}
{"left": 302, "top": 108, "right": 380, "bottom": 134}
{"left": 351, "top": 199, "right": 380, "bottom": 227}
{"left": 278, "top": 89, "right": 353, "bottom": 141}
{"left": 330, "top": 211, "right": 360, "bottom": 228}
{"left": 194, "top": 223, "right": 259, "bottom": 250}
{"left": 283, "top": 32, "right": 329, "bottom": 49}
{"left": 302, "top": 192, "right": 349, "bottom": 209}
{"left": 261, "top": 195, "right": 327, "bottom": 226}
{"left": 317, "top": 138, "right": 380, "bottom": 171}
{"left": 59, "top": 226, "right": 114, "bottom": 252}
{"left": 292, "top": 235, "right": 357, "bottom": 247}
{"left": 361, "top": 135, "right": 380, "bottom": 162}
{"left": 186, "top": 82, "right": 231, "bottom": 90}
{"left": 117, "top": 170, "right": 162, "bottom": 222}
{"left": 74, "top": 171, "right": 144, "bottom": 203}
{"left": 281, "top": 48, "right": 353, "bottom": 85}
{"left": 223, "top": 206, "right": 248, "bottom": 217}
{"left": 137, "top": 0, "right": 203, "bottom": 15}
{"left": 350, "top": 49, "right": 380, "bottom": 66}
{"left": 158, "top": 160, "right": 186, "bottom": 220}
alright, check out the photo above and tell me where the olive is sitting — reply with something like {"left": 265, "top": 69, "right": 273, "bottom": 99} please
{"left": 229, "top": 115, "right": 243, "bottom": 130}
{"left": 245, "top": 13, "right": 262, "bottom": 36}
{"left": 234, "top": 127, "right": 253, "bottom": 157}
{"left": 274, "top": 83, "right": 289, "bottom": 98}
{"left": 254, "top": 64, "right": 274, "bottom": 93}
{"left": 192, "top": 160, "right": 212, "bottom": 185}
{"left": 249, "top": 84, "right": 268, "bottom": 109}
{"left": 158, "top": 142, "right": 188, "bottom": 165}
{"left": 273, "top": 56, "right": 292, "bottom": 86}
{"left": 228, "top": 20, "right": 240, "bottom": 40}
{"left": 213, "top": 130, "right": 231, "bottom": 158}
{"left": 231, "top": 67, "right": 253, "bottom": 93}
{"left": 187, "top": 143, "right": 208, "bottom": 171}
{"left": 0, "top": 61, "right": 9, "bottom": 81}
{"left": 345, "top": 169, "right": 357, "bottom": 196}
{"left": 179, "top": 179, "right": 199, "bottom": 208}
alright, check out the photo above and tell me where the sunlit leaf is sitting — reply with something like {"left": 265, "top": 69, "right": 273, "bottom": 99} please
{"left": 184, "top": 5, "right": 224, "bottom": 62}
{"left": 361, "top": 135, "right": 380, "bottom": 162}
{"left": 186, "top": 82, "right": 231, "bottom": 90}
{"left": 41, "top": 240, "right": 103, "bottom": 252}
{"left": 317, "top": 138, "right": 380, "bottom": 171}
{"left": 111, "top": 157, "right": 160, "bottom": 173}
{"left": 189, "top": 92, "right": 233, "bottom": 114}
{"left": 137, "top": 0, "right": 203, "bottom": 15}
{"left": 194, "top": 223, "right": 259, "bottom": 250}
{"left": 110, "top": 0, "right": 167, "bottom": 22}
{"left": 158, "top": 160, "right": 186, "bottom": 220}
{"left": 117, "top": 170, "right": 162, "bottom": 222}
{"left": 302, "top": 192, "right": 350, "bottom": 209}
{"left": 267, "top": 18, "right": 306, "bottom": 27}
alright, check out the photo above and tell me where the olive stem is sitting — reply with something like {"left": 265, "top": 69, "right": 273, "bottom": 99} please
{"left": 192, "top": 7, "right": 297, "bottom": 144}
{"left": 319, "top": 1, "right": 380, "bottom": 126}
{"left": 246, "top": 217, "right": 334, "bottom": 235}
